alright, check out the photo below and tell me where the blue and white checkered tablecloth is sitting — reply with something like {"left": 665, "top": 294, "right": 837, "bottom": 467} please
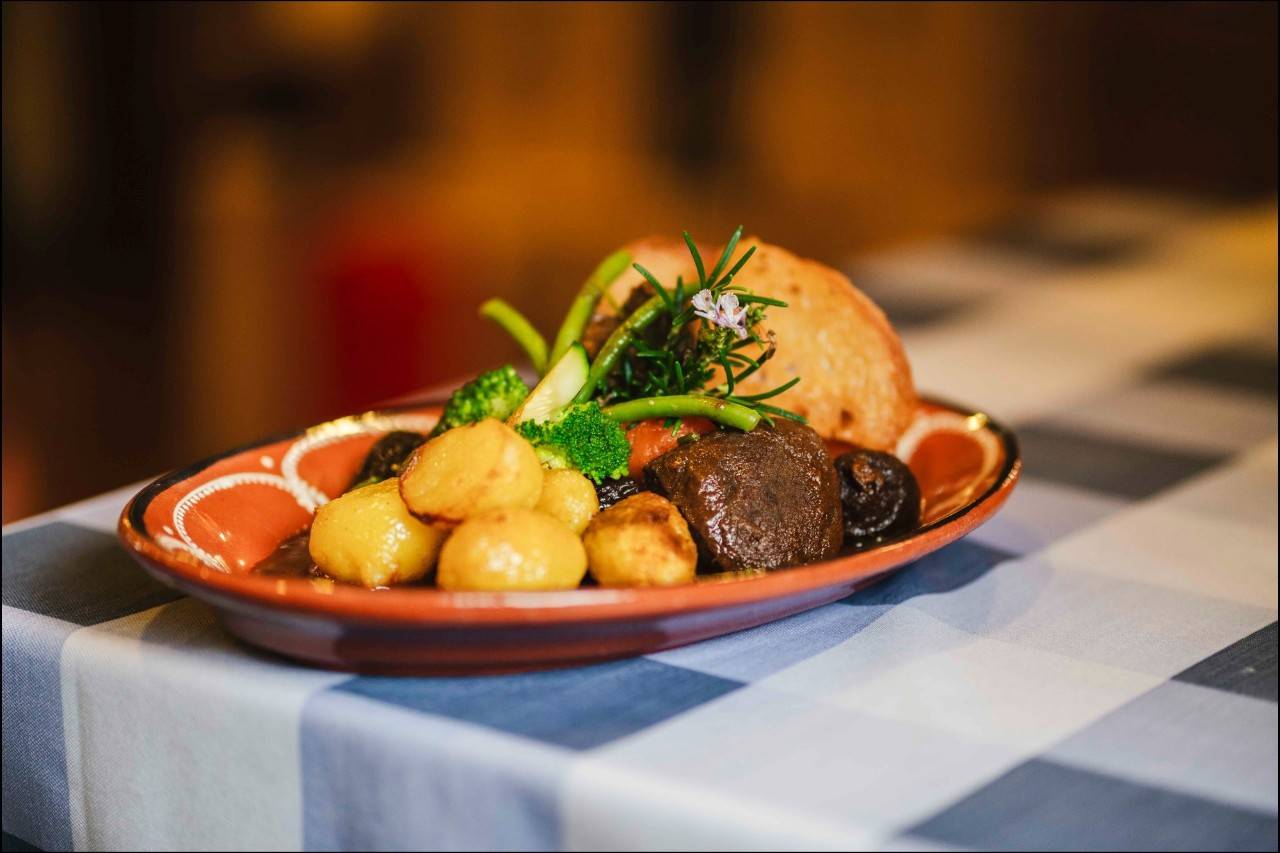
{"left": 3, "top": 191, "right": 1277, "bottom": 852}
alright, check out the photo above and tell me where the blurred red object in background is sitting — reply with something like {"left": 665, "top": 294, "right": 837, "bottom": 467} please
{"left": 309, "top": 197, "right": 454, "bottom": 415}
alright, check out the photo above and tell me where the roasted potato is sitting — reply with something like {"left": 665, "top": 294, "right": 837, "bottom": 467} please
{"left": 535, "top": 468, "right": 599, "bottom": 534}
{"left": 583, "top": 492, "right": 697, "bottom": 587}
{"left": 398, "top": 418, "right": 543, "bottom": 526}
{"left": 309, "top": 479, "right": 447, "bottom": 587}
{"left": 437, "top": 508, "right": 587, "bottom": 591}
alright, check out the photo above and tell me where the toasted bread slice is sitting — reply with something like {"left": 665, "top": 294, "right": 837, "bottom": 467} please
{"left": 601, "top": 236, "right": 916, "bottom": 451}
{"left": 726, "top": 239, "right": 916, "bottom": 451}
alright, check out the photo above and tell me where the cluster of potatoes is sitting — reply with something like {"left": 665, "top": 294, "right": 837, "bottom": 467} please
{"left": 307, "top": 419, "right": 699, "bottom": 590}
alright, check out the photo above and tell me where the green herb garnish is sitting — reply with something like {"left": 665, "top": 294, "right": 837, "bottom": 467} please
{"left": 473, "top": 227, "right": 805, "bottom": 435}
{"left": 589, "top": 226, "right": 805, "bottom": 424}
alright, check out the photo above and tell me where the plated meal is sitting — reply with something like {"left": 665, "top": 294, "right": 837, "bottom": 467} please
{"left": 119, "top": 228, "right": 1018, "bottom": 672}
{"left": 266, "top": 229, "right": 929, "bottom": 591}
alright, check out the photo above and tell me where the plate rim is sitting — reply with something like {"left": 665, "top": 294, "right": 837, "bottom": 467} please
{"left": 117, "top": 394, "right": 1021, "bottom": 625}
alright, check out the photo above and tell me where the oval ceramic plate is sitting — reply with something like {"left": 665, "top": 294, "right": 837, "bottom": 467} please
{"left": 119, "top": 396, "right": 1019, "bottom": 674}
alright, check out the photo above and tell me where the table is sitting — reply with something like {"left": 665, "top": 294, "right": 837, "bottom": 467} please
{"left": 4, "top": 191, "right": 1277, "bottom": 852}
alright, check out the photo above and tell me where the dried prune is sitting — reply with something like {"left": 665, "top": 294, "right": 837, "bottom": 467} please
{"left": 834, "top": 449, "right": 921, "bottom": 546}
{"left": 594, "top": 476, "right": 642, "bottom": 510}
{"left": 347, "top": 430, "right": 427, "bottom": 492}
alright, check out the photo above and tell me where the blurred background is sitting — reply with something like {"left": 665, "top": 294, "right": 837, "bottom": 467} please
{"left": 3, "top": 1, "right": 1276, "bottom": 522}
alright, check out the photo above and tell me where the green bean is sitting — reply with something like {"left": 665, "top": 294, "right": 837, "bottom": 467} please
{"left": 479, "top": 299, "right": 548, "bottom": 374}
{"left": 602, "top": 395, "right": 761, "bottom": 432}
{"left": 549, "top": 249, "right": 632, "bottom": 368}
{"left": 573, "top": 295, "right": 666, "bottom": 403}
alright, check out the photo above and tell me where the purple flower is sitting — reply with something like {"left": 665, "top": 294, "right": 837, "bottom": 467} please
{"left": 691, "top": 289, "right": 749, "bottom": 339}
{"left": 691, "top": 288, "right": 717, "bottom": 320}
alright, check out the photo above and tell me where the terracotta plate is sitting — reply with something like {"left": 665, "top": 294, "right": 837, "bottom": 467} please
{"left": 118, "top": 397, "right": 1019, "bottom": 674}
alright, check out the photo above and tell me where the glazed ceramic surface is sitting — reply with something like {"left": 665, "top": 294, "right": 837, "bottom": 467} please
{"left": 119, "top": 397, "right": 1019, "bottom": 673}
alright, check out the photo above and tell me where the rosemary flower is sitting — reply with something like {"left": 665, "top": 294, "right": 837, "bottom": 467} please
{"left": 691, "top": 289, "right": 749, "bottom": 339}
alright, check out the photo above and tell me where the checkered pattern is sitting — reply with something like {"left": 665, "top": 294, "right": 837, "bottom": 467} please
{"left": 4, "top": 191, "right": 1277, "bottom": 852}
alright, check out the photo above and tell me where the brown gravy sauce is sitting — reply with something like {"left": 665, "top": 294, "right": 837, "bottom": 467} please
{"left": 254, "top": 530, "right": 324, "bottom": 579}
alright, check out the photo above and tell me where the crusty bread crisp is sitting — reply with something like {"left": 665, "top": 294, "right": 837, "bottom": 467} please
{"left": 602, "top": 236, "right": 917, "bottom": 451}
{"left": 724, "top": 239, "right": 916, "bottom": 451}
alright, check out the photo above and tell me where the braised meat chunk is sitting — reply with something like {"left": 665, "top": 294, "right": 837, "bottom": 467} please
{"left": 644, "top": 419, "right": 843, "bottom": 571}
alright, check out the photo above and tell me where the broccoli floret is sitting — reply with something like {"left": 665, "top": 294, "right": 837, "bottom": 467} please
{"left": 431, "top": 366, "right": 529, "bottom": 436}
{"left": 515, "top": 402, "right": 631, "bottom": 484}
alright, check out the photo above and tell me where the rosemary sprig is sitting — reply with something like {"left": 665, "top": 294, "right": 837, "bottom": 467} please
{"left": 600, "top": 226, "right": 805, "bottom": 423}
{"left": 732, "top": 375, "right": 800, "bottom": 402}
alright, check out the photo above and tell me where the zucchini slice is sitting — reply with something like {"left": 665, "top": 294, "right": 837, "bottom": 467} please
{"left": 509, "top": 343, "right": 589, "bottom": 425}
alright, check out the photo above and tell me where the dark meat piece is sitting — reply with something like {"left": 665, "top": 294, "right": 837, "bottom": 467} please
{"left": 594, "top": 476, "right": 643, "bottom": 510}
{"left": 581, "top": 313, "right": 620, "bottom": 360}
{"left": 347, "top": 431, "right": 427, "bottom": 492}
{"left": 644, "top": 419, "right": 843, "bottom": 571}
{"left": 581, "top": 285, "right": 654, "bottom": 358}
{"left": 834, "top": 449, "right": 921, "bottom": 545}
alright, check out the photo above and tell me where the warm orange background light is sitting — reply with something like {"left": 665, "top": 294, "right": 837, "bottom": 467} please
{"left": 3, "top": 2, "right": 1276, "bottom": 522}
